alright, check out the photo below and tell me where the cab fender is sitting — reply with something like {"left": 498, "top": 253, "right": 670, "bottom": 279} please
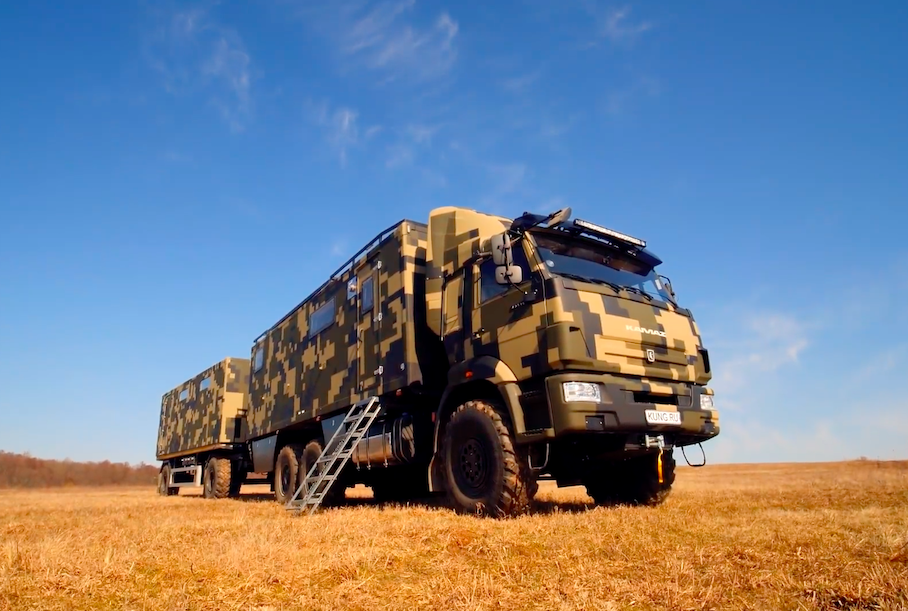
{"left": 427, "top": 356, "right": 527, "bottom": 492}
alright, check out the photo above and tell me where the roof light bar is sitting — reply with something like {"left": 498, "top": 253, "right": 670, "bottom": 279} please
{"left": 573, "top": 218, "right": 646, "bottom": 248}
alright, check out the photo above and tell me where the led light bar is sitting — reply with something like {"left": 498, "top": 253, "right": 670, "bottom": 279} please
{"left": 573, "top": 218, "right": 646, "bottom": 248}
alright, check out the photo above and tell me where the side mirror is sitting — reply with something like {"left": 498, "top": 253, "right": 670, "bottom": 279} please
{"left": 495, "top": 265, "right": 523, "bottom": 285}
{"left": 658, "top": 275, "right": 675, "bottom": 298}
{"left": 490, "top": 233, "right": 512, "bottom": 266}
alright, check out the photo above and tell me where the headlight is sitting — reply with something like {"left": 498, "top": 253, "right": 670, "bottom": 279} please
{"left": 562, "top": 382, "right": 601, "bottom": 403}
{"left": 699, "top": 394, "right": 714, "bottom": 410}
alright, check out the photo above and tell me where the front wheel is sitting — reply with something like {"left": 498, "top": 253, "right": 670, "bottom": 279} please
{"left": 584, "top": 450, "right": 676, "bottom": 507}
{"left": 441, "top": 399, "right": 537, "bottom": 517}
{"left": 273, "top": 444, "right": 302, "bottom": 505}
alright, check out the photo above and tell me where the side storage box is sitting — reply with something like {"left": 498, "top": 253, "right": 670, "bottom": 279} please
{"left": 156, "top": 357, "right": 251, "bottom": 460}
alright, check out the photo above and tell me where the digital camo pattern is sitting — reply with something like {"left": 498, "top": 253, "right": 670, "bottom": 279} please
{"left": 156, "top": 358, "right": 251, "bottom": 460}
{"left": 246, "top": 222, "right": 430, "bottom": 440}
{"left": 426, "top": 206, "right": 511, "bottom": 338}
{"left": 425, "top": 212, "right": 712, "bottom": 388}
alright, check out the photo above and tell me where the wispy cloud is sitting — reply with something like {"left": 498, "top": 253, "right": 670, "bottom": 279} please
{"left": 582, "top": 3, "right": 653, "bottom": 47}
{"left": 307, "top": 101, "right": 361, "bottom": 167}
{"left": 406, "top": 123, "right": 439, "bottom": 144}
{"left": 599, "top": 6, "right": 652, "bottom": 43}
{"left": 144, "top": 4, "right": 254, "bottom": 132}
{"left": 384, "top": 143, "right": 413, "bottom": 168}
{"left": 479, "top": 163, "right": 531, "bottom": 213}
{"left": 710, "top": 312, "right": 811, "bottom": 401}
{"left": 383, "top": 122, "right": 442, "bottom": 169}
{"left": 603, "top": 76, "right": 660, "bottom": 115}
{"left": 501, "top": 70, "right": 542, "bottom": 93}
{"left": 301, "top": 0, "right": 459, "bottom": 85}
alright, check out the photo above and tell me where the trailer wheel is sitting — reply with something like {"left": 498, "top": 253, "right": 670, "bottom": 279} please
{"left": 202, "top": 457, "right": 232, "bottom": 499}
{"left": 584, "top": 450, "right": 676, "bottom": 507}
{"left": 157, "top": 465, "right": 178, "bottom": 496}
{"left": 441, "top": 399, "right": 536, "bottom": 517}
{"left": 274, "top": 444, "right": 302, "bottom": 505}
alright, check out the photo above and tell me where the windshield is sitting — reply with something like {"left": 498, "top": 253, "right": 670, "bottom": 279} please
{"left": 531, "top": 232, "right": 676, "bottom": 303}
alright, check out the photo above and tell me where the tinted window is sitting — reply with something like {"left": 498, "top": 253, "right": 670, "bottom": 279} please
{"left": 309, "top": 297, "right": 336, "bottom": 337}
{"left": 480, "top": 243, "right": 529, "bottom": 302}
{"left": 179, "top": 388, "right": 189, "bottom": 401}
{"left": 361, "top": 276, "right": 374, "bottom": 312}
{"left": 253, "top": 346, "right": 264, "bottom": 372}
{"left": 199, "top": 377, "right": 211, "bottom": 391}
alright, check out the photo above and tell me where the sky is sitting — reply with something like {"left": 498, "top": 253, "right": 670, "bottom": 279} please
{"left": 1, "top": 1, "right": 906, "bottom": 466}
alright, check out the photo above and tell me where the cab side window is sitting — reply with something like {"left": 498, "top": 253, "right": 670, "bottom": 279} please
{"left": 479, "top": 242, "right": 529, "bottom": 303}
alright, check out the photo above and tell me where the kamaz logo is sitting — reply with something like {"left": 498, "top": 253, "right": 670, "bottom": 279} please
{"left": 626, "top": 324, "right": 666, "bottom": 337}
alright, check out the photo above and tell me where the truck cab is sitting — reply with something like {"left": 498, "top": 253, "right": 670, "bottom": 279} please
{"left": 426, "top": 206, "right": 719, "bottom": 514}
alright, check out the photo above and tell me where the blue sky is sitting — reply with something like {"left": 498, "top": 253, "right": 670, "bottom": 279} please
{"left": 1, "top": 1, "right": 906, "bottom": 466}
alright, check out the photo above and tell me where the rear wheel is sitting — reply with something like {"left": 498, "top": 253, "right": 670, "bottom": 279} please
{"left": 300, "top": 439, "right": 346, "bottom": 508}
{"left": 202, "top": 457, "right": 232, "bottom": 499}
{"left": 441, "top": 399, "right": 537, "bottom": 517}
{"left": 228, "top": 460, "right": 245, "bottom": 498}
{"left": 157, "top": 464, "right": 178, "bottom": 496}
{"left": 584, "top": 450, "right": 676, "bottom": 507}
{"left": 273, "top": 444, "right": 302, "bottom": 505}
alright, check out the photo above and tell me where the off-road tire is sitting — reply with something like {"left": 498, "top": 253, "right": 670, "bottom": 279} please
{"left": 202, "top": 457, "right": 232, "bottom": 499}
{"left": 228, "top": 461, "right": 244, "bottom": 498}
{"left": 441, "top": 399, "right": 537, "bottom": 517}
{"left": 157, "top": 465, "right": 178, "bottom": 496}
{"left": 300, "top": 439, "right": 346, "bottom": 508}
{"left": 585, "top": 450, "right": 676, "bottom": 507}
{"left": 274, "top": 444, "right": 302, "bottom": 505}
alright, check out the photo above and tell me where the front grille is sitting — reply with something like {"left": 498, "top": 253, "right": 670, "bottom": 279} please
{"left": 633, "top": 391, "right": 679, "bottom": 406}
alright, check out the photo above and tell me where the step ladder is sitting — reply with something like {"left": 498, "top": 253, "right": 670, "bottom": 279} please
{"left": 285, "top": 397, "right": 382, "bottom": 515}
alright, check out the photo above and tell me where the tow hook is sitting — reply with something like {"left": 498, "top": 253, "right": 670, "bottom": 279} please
{"left": 643, "top": 434, "right": 665, "bottom": 484}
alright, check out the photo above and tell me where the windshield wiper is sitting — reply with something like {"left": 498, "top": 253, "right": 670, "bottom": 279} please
{"left": 622, "top": 285, "right": 653, "bottom": 301}
{"left": 554, "top": 272, "right": 621, "bottom": 294}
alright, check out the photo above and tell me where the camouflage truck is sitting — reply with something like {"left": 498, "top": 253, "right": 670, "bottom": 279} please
{"left": 156, "top": 206, "right": 719, "bottom": 515}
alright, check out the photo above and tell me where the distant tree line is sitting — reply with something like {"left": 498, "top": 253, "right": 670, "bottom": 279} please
{"left": 0, "top": 451, "right": 158, "bottom": 488}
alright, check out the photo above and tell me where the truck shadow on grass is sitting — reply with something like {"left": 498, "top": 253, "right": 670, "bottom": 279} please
{"left": 233, "top": 491, "right": 625, "bottom": 516}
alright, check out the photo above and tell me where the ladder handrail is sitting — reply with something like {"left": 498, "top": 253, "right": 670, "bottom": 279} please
{"left": 285, "top": 397, "right": 382, "bottom": 514}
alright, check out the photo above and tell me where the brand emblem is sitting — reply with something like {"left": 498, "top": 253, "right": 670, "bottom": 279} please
{"left": 646, "top": 349, "right": 656, "bottom": 363}
{"left": 626, "top": 324, "right": 667, "bottom": 338}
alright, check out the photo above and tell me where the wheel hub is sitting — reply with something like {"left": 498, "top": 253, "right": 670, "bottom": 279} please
{"left": 280, "top": 464, "right": 291, "bottom": 495}
{"left": 458, "top": 439, "right": 488, "bottom": 490}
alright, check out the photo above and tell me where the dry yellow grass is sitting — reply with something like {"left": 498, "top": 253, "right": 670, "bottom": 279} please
{"left": 2, "top": 460, "right": 907, "bottom": 610}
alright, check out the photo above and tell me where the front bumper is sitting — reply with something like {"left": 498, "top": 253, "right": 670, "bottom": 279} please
{"left": 516, "top": 372, "right": 719, "bottom": 445}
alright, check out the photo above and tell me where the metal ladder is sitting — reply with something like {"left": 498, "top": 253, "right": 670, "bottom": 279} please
{"left": 285, "top": 397, "right": 382, "bottom": 515}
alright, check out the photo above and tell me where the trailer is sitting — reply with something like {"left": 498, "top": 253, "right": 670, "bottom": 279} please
{"left": 156, "top": 206, "right": 720, "bottom": 516}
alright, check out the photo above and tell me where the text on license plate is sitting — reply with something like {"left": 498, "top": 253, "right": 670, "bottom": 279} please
{"left": 645, "top": 409, "right": 681, "bottom": 425}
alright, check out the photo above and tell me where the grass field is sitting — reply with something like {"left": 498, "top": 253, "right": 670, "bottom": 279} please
{"left": 2, "top": 459, "right": 907, "bottom": 610}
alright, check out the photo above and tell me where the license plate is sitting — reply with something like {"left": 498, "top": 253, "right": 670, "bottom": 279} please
{"left": 645, "top": 409, "right": 681, "bottom": 426}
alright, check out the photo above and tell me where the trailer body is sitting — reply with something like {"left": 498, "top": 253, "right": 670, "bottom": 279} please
{"left": 156, "top": 357, "right": 250, "bottom": 459}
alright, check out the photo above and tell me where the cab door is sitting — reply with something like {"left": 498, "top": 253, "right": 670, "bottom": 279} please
{"left": 470, "top": 242, "right": 535, "bottom": 363}
{"left": 441, "top": 269, "right": 467, "bottom": 364}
